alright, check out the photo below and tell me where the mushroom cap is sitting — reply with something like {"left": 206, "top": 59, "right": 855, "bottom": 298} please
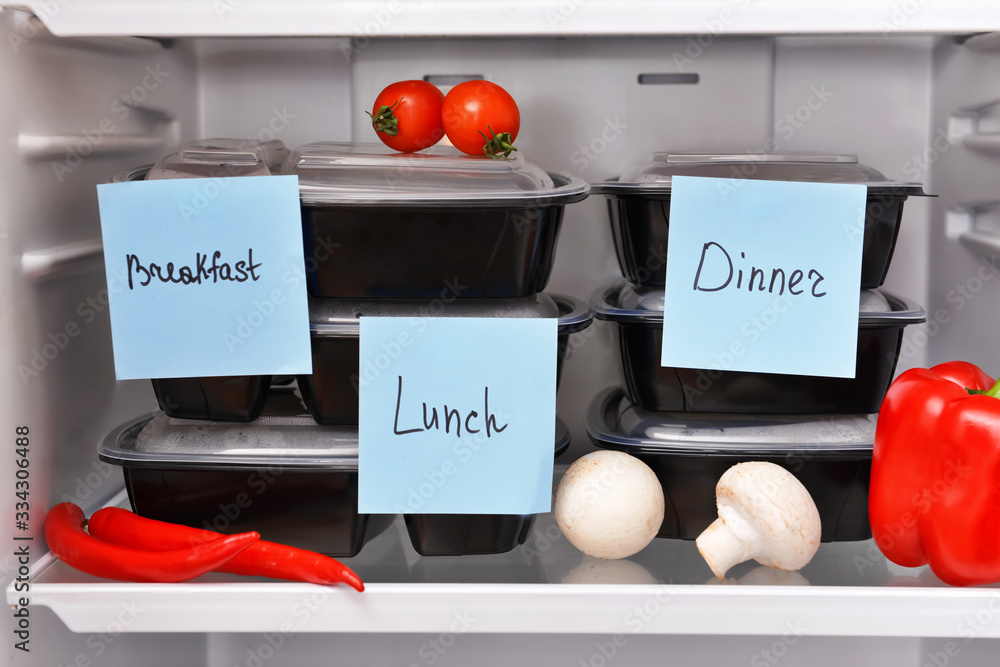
{"left": 714, "top": 461, "right": 821, "bottom": 571}
{"left": 554, "top": 450, "right": 664, "bottom": 560}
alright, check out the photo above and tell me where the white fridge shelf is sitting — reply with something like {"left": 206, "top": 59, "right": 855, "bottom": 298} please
{"left": 7, "top": 0, "right": 1000, "bottom": 38}
{"left": 14, "top": 498, "right": 1000, "bottom": 638}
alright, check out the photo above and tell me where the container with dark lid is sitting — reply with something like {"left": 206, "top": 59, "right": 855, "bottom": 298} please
{"left": 299, "top": 293, "right": 592, "bottom": 425}
{"left": 587, "top": 387, "right": 876, "bottom": 541}
{"left": 282, "top": 142, "right": 589, "bottom": 298}
{"left": 591, "top": 281, "right": 926, "bottom": 414}
{"left": 592, "top": 153, "right": 927, "bottom": 289}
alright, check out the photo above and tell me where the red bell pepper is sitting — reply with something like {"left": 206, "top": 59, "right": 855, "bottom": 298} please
{"left": 870, "top": 360, "right": 1000, "bottom": 586}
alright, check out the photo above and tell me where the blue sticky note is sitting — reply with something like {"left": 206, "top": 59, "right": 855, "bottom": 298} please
{"left": 96, "top": 176, "right": 311, "bottom": 379}
{"left": 358, "top": 317, "right": 557, "bottom": 515}
{"left": 662, "top": 176, "right": 866, "bottom": 378}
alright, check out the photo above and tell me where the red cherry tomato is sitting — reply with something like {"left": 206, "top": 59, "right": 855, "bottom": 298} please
{"left": 368, "top": 80, "right": 445, "bottom": 153}
{"left": 442, "top": 80, "right": 520, "bottom": 158}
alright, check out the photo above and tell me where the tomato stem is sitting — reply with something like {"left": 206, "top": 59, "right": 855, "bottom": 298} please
{"left": 367, "top": 98, "right": 402, "bottom": 137}
{"left": 479, "top": 126, "right": 517, "bottom": 160}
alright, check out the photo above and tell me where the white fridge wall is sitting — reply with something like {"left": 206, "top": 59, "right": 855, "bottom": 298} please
{"left": 196, "top": 37, "right": 353, "bottom": 151}
{"left": 0, "top": 10, "right": 201, "bottom": 664}
{"left": 928, "top": 37, "right": 1000, "bottom": 375}
{"left": 0, "top": 10, "right": 198, "bottom": 506}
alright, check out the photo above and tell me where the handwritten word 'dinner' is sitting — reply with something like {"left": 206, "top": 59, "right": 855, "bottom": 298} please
{"left": 392, "top": 375, "right": 508, "bottom": 439}
{"left": 126, "top": 249, "right": 262, "bottom": 290}
{"left": 692, "top": 241, "right": 826, "bottom": 298}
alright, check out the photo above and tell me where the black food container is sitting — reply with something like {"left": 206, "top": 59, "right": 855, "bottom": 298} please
{"left": 99, "top": 400, "right": 393, "bottom": 557}
{"left": 587, "top": 387, "right": 876, "bottom": 541}
{"left": 592, "top": 153, "right": 927, "bottom": 289}
{"left": 284, "top": 142, "right": 589, "bottom": 298}
{"left": 403, "top": 417, "right": 571, "bottom": 557}
{"left": 114, "top": 140, "right": 289, "bottom": 423}
{"left": 591, "top": 282, "right": 926, "bottom": 414}
{"left": 150, "top": 375, "right": 272, "bottom": 422}
{"left": 299, "top": 293, "right": 593, "bottom": 425}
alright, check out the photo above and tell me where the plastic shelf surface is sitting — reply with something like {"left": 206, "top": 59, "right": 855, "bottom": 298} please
{"left": 14, "top": 508, "right": 1000, "bottom": 638}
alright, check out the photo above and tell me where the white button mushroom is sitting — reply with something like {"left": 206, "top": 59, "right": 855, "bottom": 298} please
{"left": 554, "top": 450, "right": 664, "bottom": 560}
{"left": 695, "top": 461, "right": 821, "bottom": 579}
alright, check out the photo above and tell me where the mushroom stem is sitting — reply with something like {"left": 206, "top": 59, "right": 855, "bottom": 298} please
{"left": 696, "top": 517, "right": 751, "bottom": 580}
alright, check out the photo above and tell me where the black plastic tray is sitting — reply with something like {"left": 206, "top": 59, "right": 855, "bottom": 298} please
{"left": 99, "top": 412, "right": 391, "bottom": 557}
{"left": 151, "top": 375, "right": 272, "bottom": 422}
{"left": 100, "top": 408, "right": 570, "bottom": 558}
{"left": 302, "top": 202, "right": 568, "bottom": 298}
{"left": 592, "top": 284, "right": 926, "bottom": 414}
{"left": 586, "top": 388, "right": 875, "bottom": 542}
{"left": 403, "top": 417, "right": 571, "bottom": 557}
{"left": 593, "top": 154, "right": 927, "bottom": 290}
{"left": 299, "top": 293, "right": 592, "bottom": 425}
{"left": 600, "top": 190, "right": 908, "bottom": 289}
{"left": 150, "top": 293, "right": 590, "bottom": 425}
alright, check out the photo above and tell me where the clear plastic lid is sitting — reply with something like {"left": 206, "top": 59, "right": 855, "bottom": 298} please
{"left": 99, "top": 412, "right": 361, "bottom": 470}
{"left": 146, "top": 138, "right": 285, "bottom": 180}
{"left": 310, "top": 293, "right": 592, "bottom": 337}
{"left": 593, "top": 153, "right": 926, "bottom": 197}
{"left": 100, "top": 411, "right": 570, "bottom": 470}
{"left": 590, "top": 281, "right": 926, "bottom": 329}
{"left": 587, "top": 387, "right": 875, "bottom": 455}
{"left": 283, "top": 142, "right": 589, "bottom": 207}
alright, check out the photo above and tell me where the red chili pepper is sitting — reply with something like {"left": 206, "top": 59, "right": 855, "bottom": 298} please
{"left": 870, "top": 360, "right": 1000, "bottom": 586}
{"left": 44, "top": 503, "right": 259, "bottom": 583}
{"left": 88, "top": 507, "right": 364, "bottom": 592}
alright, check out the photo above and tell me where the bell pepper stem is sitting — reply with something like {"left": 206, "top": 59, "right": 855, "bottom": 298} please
{"left": 968, "top": 377, "right": 1000, "bottom": 397}
{"left": 986, "top": 378, "right": 1000, "bottom": 398}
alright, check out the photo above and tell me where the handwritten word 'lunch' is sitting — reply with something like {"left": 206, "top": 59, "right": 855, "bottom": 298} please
{"left": 692, "top": 241, "right": 826, "bottom": 297}
{"left": 126, "top": 249, "right": 262, "bottom": 290}
{"left": 393, "top": 376, "right": 509, "bottom": 439}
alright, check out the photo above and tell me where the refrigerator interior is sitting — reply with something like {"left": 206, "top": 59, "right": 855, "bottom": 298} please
{"left": 3, "top": 5, "right": 1000, "bottom": 665}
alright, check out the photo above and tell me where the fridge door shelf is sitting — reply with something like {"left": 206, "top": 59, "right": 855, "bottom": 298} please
{"left": 12, "top": 488, "right": 1000, "bottom": 637}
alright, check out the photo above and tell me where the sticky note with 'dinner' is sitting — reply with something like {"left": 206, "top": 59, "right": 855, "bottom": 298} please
{"left": 661, "top": 175, "right": 866, "bottom": 378}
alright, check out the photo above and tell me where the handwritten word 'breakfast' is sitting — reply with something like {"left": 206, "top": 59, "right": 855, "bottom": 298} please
{"left": 126, "top": 249, "right": 262, "bottom": 290}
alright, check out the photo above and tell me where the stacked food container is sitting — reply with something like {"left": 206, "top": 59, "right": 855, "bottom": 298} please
{"left": 586, "top": 154, "right": 927, "bottom": 541}
{"left": 100, "top": 139, "right": 592, "bottom": 557}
